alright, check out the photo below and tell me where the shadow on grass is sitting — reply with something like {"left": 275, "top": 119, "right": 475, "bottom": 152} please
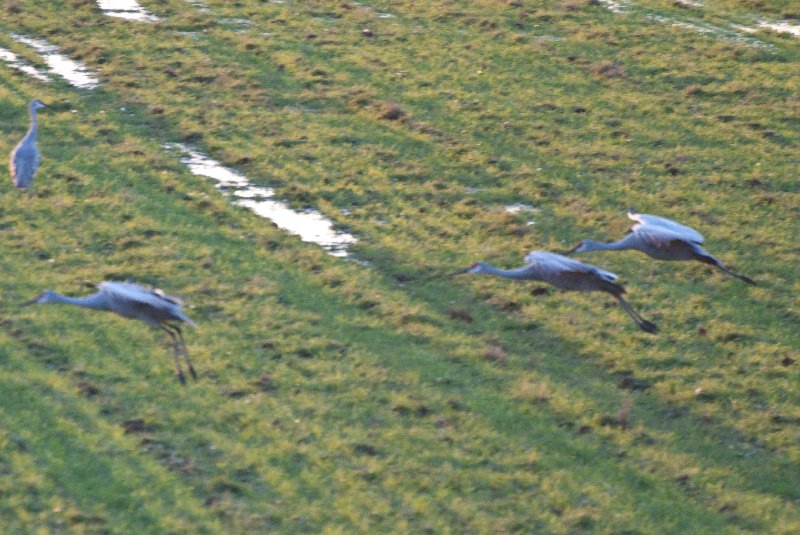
{"left": 390, "top": 269, "right": 800, "bottom": 504}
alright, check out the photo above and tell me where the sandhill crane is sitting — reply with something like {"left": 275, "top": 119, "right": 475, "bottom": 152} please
{"left": 457, "top": 250, "right": 657, "bottom": 333}
{"left": 22, "top": 281, "right": 198, "bottom": 384}
{"left": 570, "top": 211, "right": 755, "bottom": 285}
{"left": 9, "top": 99, "right": 46, "bottom": 190}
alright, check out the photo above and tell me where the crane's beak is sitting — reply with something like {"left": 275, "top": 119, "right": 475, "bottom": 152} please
{"left": 19, "top": 292, "right": 44, "bottom": 306}
{"left": 418, "top": 268, "right": 469, "bottom": 280}
{"left": 449, "top": 267, "right": 471, "bottom": 276}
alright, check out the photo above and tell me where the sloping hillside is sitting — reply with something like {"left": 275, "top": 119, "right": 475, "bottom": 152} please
{"left": 1, "top": 1, "right": 798, "bottom": 532}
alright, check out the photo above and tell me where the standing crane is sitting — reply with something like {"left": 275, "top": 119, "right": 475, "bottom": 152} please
{"left": 457, "top": 250, "right": 657, "bottom": 333}
{"left": 9, "top": 99, "right": 47, "bottom": 190}
{"left": 570, "top": 211, "right": 755, "bottom": 285}
{"left": 22, "top": 281, "right": 198, "bottom": 384}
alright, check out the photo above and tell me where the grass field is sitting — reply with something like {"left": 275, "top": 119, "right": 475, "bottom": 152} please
{"left": 1, "top": 0, "right": 798, "bottom": 533}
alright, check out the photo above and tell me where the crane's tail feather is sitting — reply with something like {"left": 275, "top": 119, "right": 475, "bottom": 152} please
{"left": 176, "top": 311, "right": 197, "bottom": 328}
{"left": 701, "top": 256, "right": 756, "bottom": 285}
{"left": 717, "top": 265, "right": 756, "bottom": 285}
{"left": 637, "top": 318, "right": 658, "bottom": 334}
{"left": 615, "top": 296, "right": 658, "bottom": 334}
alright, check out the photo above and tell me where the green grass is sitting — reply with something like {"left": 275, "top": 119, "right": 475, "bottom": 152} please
{"left": 1, "top": 0, "right": 798, "bottom": 532}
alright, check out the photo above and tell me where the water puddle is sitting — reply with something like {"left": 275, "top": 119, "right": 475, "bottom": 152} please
{"left": 504, "top": 204, "right": 536, "bottom": 214}
{"left": 351, "top": 2, "right": 397, "bottom": 19}
{"left": 758, "top": 21, "right": 800, "bottom": 38}
{"left": 731, "top": 24, "right": 758, "bottom": 34}
{"left": 11, "top": 34, "right": 99, "bottom": 89}
{"left": 595, "top": 0, "right": 628, "bottom": 13}
{"left": 165, "top": 143, "right": 357, "bottom": 257}
{"left": 0, "top": 47, "right": 50, "bottom": 82}
{"left": 675, "top": 0, "right": 703, "bottom": 7}
{"left": 645, "top": 15, "right": 770, "bottom": 48}
{"left": 97, "top": 0, "right": 159, "bottom": 21}
{"left": 182, "top": 0, "right": 210, "bottom": 12}
{"left": 595, "top": 1, "right": 786, "bottom": 48}
{"left": 730, "top": 21, "right": 800, "bottom": 39}
{"left": 220, "top": 18, "right": 253, "bottom": 26}
{"left": 505, "top": 204, "right": 537, "bottom": 226}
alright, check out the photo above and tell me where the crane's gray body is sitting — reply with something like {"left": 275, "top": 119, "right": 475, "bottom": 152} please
{"left": 588, "top": 227, "right": 705, "bottom": 261}
{"left": 24, "top": 281, "right": 197, "bottom": 383}
{"left": 30, "top": 281, "right": 194, "bottom": 328}
{"left": 572, "top": 211, "right": 755, "bottom": 284}
{"left": 95, "top": 281, "right": 195, "bottom": 328}
{"left": 9, "top": 99, "right": 46, "bottom": 190}
{"left": 463, "top": 250, "right": 656, "bottom": 332}
{"left": 523, "top": 251, "right": 621, "bottom": 293}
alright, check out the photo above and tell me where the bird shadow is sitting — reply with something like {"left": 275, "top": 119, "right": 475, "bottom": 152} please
{"left": 395, "top": 272, "right": 800, "bottom": 504}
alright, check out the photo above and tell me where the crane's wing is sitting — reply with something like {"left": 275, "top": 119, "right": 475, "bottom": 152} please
{"left": 10, "top": 144, "right": 39, "bottom": 188}
{"left": 153, "top": 288, "right": 184, "bottom": 306}
{"left": 98, "top": 281, "right": 196, "bottom": 326}
{"left": 524, "top": 251, "right": 618, "bottom": 282}
{"left": 98, "top": 282, "right": 184, "bottom": 310}
{"left": 627, "top": 211, "right": 704, "bottom": 243}
{"left": 631, "top": 224, "right": 696, "bottom": 249}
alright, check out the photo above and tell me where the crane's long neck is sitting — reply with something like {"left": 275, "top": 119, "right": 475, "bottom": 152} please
{"left": 581, "top": 237, "right": 634, "bottom": 252}
{"left": 26, "top": 107, "right": 38, "bottom": 140}
{"left": 480, "top": 264, "right": 541, "bottom": 281}
{"left": 47, "top": 292, "right": 111, "bottom": 311}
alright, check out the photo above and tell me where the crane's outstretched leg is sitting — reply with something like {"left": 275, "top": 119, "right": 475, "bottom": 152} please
{"left": 161, "top": 326, "right": 186, "bottom": 385}
{"left": 615, "top": 295, "right": 658, "bottom": 333}
{"left": 699, "top": 255, "right": 755, "bottom": 285}
{"left": 170, "top": 324, "right": 197, "bottom": 380}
